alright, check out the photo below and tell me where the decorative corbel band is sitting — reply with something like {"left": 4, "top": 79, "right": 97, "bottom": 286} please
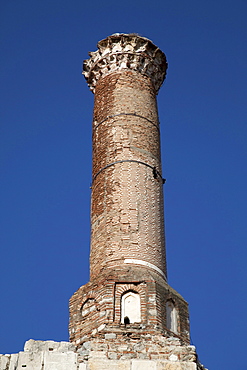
{"left": 83, "top": 33, "right": 168, "bottom": 94}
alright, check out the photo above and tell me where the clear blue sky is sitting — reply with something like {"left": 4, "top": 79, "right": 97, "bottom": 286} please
{"left": 1, "top": 1, "right": 246, "bottom": 369}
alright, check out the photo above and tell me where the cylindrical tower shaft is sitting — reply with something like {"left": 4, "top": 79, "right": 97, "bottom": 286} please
{"left": 69, "top": 34, "right": 191, "bottom": 346}
{"left": 83, "top": 34, "right": 168, "bottom": 281}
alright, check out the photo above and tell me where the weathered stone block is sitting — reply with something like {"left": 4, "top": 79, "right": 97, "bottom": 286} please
{"left": 43, "top": 351, "right": 77, "bottom": 370}
{"left": 0, "top": 355, "right": 9, "bottom": 370}
{"left": 78, "top": 364, "right": 87, "bottom": 370}
{"left": 8, "top": 354, "right": 18, "bottom": 370}
{"left": 88, "top": 359, "right": 131, "bottom": 370}
{"left": 156, "top": 362, "right": 197, "bottom": 370}
{"left": 17, "top": 351, "right": 43, "bottom": 370}
{"left": 131, "top": 359, "right": 157, "bottom": 369}
{"left": 105, "top": 333, "right": 116, "bottom": 340}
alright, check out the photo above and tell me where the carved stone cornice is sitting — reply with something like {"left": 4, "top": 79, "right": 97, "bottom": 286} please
{"left": 83, "top": 33, "right": 168, "bottom": 94}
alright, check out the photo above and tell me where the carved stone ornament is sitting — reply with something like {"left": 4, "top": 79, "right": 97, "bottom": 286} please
{"left": 83, "top": 33, "right": 168, "bottom": 94}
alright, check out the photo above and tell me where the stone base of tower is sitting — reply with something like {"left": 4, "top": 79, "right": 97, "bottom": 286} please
{"left": 68, "top": 267, "right": 210, "bottom": 368}
{"left": 69, "top": 266, "right": 190, "bottom": 345}
{"left": 0, "top": 339, "right": 207, "bottom": 370}
{"left": 76, "top": 333, "right": 207, "bottom": 370}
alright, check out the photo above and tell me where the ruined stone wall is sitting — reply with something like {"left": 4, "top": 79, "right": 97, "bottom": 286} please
{"left": 0, "top": 339, "right": 208, "bottom": 370}
{"left": 0, "top": 340, "right": 77, "bottom": 370}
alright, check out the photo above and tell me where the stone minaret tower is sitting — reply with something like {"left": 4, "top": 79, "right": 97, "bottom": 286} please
{"left": 0, "top": 34, "right": 207, "bottom": 370}
{"left": 87, "top": 33, "right": 167, "bottom": 283}
{"left": 69, "top": 34, "right": 207, "bottom": 369}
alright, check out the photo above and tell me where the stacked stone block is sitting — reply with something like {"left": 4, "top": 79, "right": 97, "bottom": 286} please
{"left": 0, "top": 340, "right": 77, "bottom": 370}
{"left": 0, "top": 339, "right": 207, "bottom": 370}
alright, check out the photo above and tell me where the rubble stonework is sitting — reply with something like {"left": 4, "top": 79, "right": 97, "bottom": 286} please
{"left": 0, "top": 339, "right": 207, "bottom": 370}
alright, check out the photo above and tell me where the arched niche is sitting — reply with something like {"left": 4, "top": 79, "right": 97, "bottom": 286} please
{"left": 121, "top": 291, "right": 141, "bottom": 324}
{"left": 166, "top": 300, "right": 178, "bottom": 334}
{"left": 81, "top": 298, "right": 96, "bottom": 317}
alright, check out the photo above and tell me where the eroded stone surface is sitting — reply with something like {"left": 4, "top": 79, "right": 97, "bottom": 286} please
{"left": 0, "top": 340, "right": 77, "bottom": 370}
{"left": 0, "top": 340, "right": 207, "bottom": 370}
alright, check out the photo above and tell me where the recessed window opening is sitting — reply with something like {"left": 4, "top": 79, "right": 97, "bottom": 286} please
{"left": 121, "top": 291, "right": 141, "bottom": 324}
{"left": 166, "top": 300, "right": 178, "bottom": 334}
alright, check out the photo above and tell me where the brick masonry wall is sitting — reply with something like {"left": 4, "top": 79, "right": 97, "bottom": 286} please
{"left": 90, "top": 70, "right": 166, "bottom": 280}
{"left": 70, "top": 37, "right": 190, "bottom": 348}
{"left": 69, "top": 267, "right": 190, "bottom": 345}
